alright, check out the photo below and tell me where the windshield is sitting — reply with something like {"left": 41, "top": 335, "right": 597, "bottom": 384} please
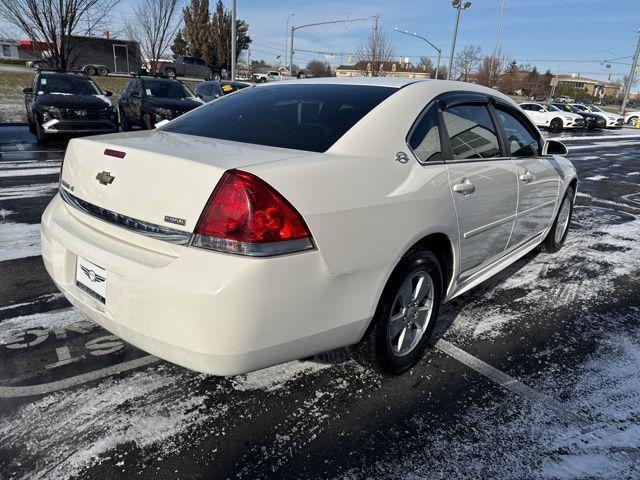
{"left": 588, "top": 105, "right": 604, "bottom": 113}
{"left": 545, "top": 104, "right": 560, "bottom": 112}
{"left": 143, "top": 79, "right": 195, "bottom": 99}
{"left": 37, "top": 75, "right": 101, "bottom": 95}
{"left": 553, "top": 104, "right": 572, "bottom": 112}
{"left": 162, "top": 84, "right": 396, "bottom": 152}
{"left": 573, "top": 104, "right": 587, "bottom": 111}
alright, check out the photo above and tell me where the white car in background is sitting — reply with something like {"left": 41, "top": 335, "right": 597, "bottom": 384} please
{"left": 624, "top": 110, "right": 640, "bottom": 126}
{"left": 41, "top": 78, "right": 577, "bottom": 376}
{"left": 519, "top": 102, "right": 584, "bottom": 130}
{"left": 571, "top": 104, "right": 624, "bottom": 128}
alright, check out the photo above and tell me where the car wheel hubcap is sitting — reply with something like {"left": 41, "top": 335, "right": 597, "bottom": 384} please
{"left": 388, "top": 271, "right": 434, "bottom": 357}
{"left": 555, "top": 196, "right": 571, "bottom": 244}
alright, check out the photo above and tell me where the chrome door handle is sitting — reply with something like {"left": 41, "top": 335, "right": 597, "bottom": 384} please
{"left": 453, "top": 179, "right": 476, "bottom": 195}
{"left": 519, "top": 171, "right": 534, "bottom": 183}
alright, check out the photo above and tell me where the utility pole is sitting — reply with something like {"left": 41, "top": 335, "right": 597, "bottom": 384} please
{"left": 231, "top": 0, "right": 237, "bottom": 80}
{"left": 488, "top": 0, "right": 505, "bottom": 85}
{"left": 620, "top": 28, "right": 640, "bottom": 115}
{"left": 447, "top": 0, "right": 471, "bottom": 80}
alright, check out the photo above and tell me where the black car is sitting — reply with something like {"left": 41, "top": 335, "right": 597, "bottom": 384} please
{"left": 193, "top": 80, "right": 252, "bottom": 102}
{"left": 118, "top": 76, "right": 204, "bottom": 130}
{"left": 23, "top": 71, "right": 118, "bottom": 142}
{"left": 551, "top": 103, "right": 606, "bottom": 129}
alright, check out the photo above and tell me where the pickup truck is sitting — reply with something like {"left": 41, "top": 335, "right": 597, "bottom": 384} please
{"left": 159, "top": 56, "right": 224, "bottom": 81}
{"left": 252, "top": 71, "right": 284, "bottom": 83}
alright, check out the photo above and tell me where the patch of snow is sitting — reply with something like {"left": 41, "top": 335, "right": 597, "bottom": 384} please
{"left": 231, "top": 359, "right": 332, "bottom": 391}
{"left": 0, "top": 182, "right": 58, "bottom": 200}
{"left": 584, "top": 175, "right": 608, "bottom": 181}
{"left": 0, "top": 222, "right": 41, "bottom": 261}
{"left": 0, "top": 167, "right": 60, "bottom": 177}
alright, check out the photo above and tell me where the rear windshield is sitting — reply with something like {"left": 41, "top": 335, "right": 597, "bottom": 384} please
{"left": 162, "top": 84, "right": 396, "bottom": 152}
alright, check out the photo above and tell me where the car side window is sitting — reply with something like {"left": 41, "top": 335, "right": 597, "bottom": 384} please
{"left": 496, "top": 107, "right": 541, "bottom": 157}
{"left": 442, "top": 104, "right": 501, "bottom": 160}
{"left": 528, "top": 104, "right": 542, "bottom": 112}
{"left": 408, "top": 104, "right": 442, "bottom": 163}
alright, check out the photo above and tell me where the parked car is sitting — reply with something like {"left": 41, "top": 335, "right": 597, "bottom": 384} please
{"left": 118, "top": 76, "right": 204, "bottom": 130}
{"left": 552, "top": 103, "right": 606, "bottom": 129}
{"left": 553, "top": 95, "right": 574, "bottom": 103}
{"left": 159, "top": 56, "right": 224, "bottom": 80}
{"left": 23, "top": 71, "right": 117, "bottom": 142}
{"left": 42, "top": 78, "right": 577, "bottom": 376}
{"left": 624, "top": 110, "right": 640, "bottom": 126}
{"left": 519, "top": 102, "right": 585, "bottom": 129}
{"left": 141, "top": 58, "right": 174, "bottom": 74}
{"left": 252, "top": 70, "right": 284, "bottom": 83}
{"left": 194, "top": 80, "right": 252, "bottom": 102}
{"left": 570, "top": 104, "right": 624, "bottom": 128}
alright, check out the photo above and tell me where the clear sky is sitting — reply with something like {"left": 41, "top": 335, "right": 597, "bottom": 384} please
{"left": 2, "top": 0, "right": 638, "bottom": 83}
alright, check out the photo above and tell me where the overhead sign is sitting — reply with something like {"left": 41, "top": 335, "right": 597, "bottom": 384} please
{"left": 550, "top": 77, "right": 559, "bottom": 87}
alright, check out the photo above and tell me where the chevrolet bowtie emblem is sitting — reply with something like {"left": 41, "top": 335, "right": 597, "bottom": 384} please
{"left": 96, "top": 171, "right": 115, "bottom": 185}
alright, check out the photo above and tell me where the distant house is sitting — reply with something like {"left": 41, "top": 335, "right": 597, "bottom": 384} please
{"left": 0, "top": 38, "right": 19, "bottom": 59}
{"left": 335, "top": 60, "right": 430, "bottom": 79}
{"left": 556, "top": 74, "right": 620, "bottom": 99}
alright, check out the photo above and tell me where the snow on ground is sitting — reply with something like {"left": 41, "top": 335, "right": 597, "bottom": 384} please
{"left": 584, "top": 175, "right": 608, "bottom": 181}
{"left": 0, "top": 222, "right": 41, "bottom": 261}
{"left": 339, "top": 325, "right": 640, "bottom": 480}
{"left": 0, "top": 182, "right": 58, "bottom": 201}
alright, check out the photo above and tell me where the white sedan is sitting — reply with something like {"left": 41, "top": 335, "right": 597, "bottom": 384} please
{"left": 42, "top": 78, "right": 577, "bottom": 376}
{"left": 519, "top": 102, "right": 585, "bottom": 129}
{"left": 624, "top": 110, "right": 640, "bottom": 126}
{"left": 571, "top": 104, "right": 624, "bottom": 128}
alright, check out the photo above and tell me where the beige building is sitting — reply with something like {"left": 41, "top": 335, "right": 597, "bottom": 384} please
{"left": 556, "top": 74, "right": 620, "bottom": 98}
{"left": 335, "top": 61, "right": 430, "bottom": 79}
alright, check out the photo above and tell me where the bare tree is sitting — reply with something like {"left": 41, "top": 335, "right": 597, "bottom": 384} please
{"left": 476, "top": 51, "right": 506, "bottom": 87}
{"left": 0, "top": 0, "right": 120, "bottom": 70}
{"left": 305, "top": 60, "right": 332, "bottom": 78}
{"left": 418, "top": 56, "right": 433, "bottom": 77}
{"left": 355, "top": 25, "right": 395, "bottom": 77}
{"left": 123, "top": 0, "right": 182, "bottom": 74}
{"left": 453, "top": 45, "right": 481, "bottom": 82}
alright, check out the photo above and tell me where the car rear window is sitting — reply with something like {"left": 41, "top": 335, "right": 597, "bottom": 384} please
{"left": 162, "top": 84, "right": 396, "bottom": 152}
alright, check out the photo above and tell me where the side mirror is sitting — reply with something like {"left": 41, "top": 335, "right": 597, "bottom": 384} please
{"left": 23, "top": 87, "right": 33, "bottom": 94}
{"left": 542, "top": 139, "right": 568, "bottom": 156}
{"left": 104, "top": 90, "right": 113, "bottom": 97}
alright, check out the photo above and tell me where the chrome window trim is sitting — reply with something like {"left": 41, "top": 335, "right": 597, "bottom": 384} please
{"left": 59, "top": 187, "right": 192, "bottom": 245}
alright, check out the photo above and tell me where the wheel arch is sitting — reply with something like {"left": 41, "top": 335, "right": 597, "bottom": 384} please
{"left": 405, "top": 232, "right": 455, "bottom": 298}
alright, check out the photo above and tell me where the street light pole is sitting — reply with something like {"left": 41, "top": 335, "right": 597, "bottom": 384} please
{"left": 620, "top": 28, "right": 640, "bottom": 115}
{"left": 394, "top": 28, "right": 441, "bottom": 79}
{"left": 231, "top": 0, "right": 237, "bottom": 80}
{"left": 488, "top": 0, "right": 506, "bottom": 85}
{"left": 284, "top": 13, "right": 295, "bottom": 70}
{"left": 289, "top": 17, "right": 367, "bottom": 78}
{"left": 447, "top": 0, "right": 471, "bottom": 80}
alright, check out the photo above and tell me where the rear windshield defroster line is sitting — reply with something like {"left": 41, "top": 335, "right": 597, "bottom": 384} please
{"left": 162, "top": 84, "right": 397, "bottom": 153}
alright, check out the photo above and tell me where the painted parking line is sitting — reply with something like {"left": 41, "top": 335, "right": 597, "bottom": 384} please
{"left": 0, "top": 355, "right": 159, "bottom": 398}
{"left": 435, "top": 339, "right": 590, "bottom": 429}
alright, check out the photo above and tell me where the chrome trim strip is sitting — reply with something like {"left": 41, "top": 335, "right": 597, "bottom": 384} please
{"left": 463, "top": 199, "right": 558, "bottom": 240}
{"left": 463, "top": 213, "right": 516, "bottom": 239}
{"left": 59, "top": 188, "right": 192, "bottom": 245}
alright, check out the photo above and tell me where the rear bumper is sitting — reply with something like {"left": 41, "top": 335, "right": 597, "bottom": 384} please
{"left": 41, "top": 194, "right": 385, "bottom": 375}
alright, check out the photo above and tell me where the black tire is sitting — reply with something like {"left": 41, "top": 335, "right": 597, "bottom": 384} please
{"left": 119, "top": 107, "right": 130, "bottom": 131}
{"left": 211, "top": 72, "right": 221, "bottom": 82}
{"left": 83, "top": 65, "right": 97, "bottom": 76}
{"left": 349, "top": 249, "right": 443, "bottom": 375}
{"left": 141, "top": 112, "right": 154, "bottom": 130}
{"left": 550, "top": 117, "right": 563, "bottom": 130}
{"left": 627, "top": 116, "right": 638, "bottom": 127}
{"left": 27, "top": 114, "right": 36, "bottom": 134}
{"left": 97, "top": 66, "right": 109, "bottom": 76}
{"left": 540, "top": 186, "right": 574, "bottom": 253}
{"left": 165, "top": 68, "right": 176, "bottom": 79}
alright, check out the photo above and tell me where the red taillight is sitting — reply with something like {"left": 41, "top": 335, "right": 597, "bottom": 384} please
{"left": 192, "top": 170, "right": 314, "bottom": 256}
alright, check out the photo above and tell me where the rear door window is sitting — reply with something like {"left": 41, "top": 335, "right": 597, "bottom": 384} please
{"left": 442, "top": 104, "right": 501, "bottom": 160}
{"left": 162, "top": 84, "right": 396, "bottom": 152}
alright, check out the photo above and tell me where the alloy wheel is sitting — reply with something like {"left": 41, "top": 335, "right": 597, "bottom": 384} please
{"left": 387, "top": 271, "right": 434, "bottom": 357}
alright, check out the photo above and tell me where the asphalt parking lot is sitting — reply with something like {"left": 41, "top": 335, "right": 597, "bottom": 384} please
{"left": 1, "top": 125, "right": 640, "bottom": 479}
